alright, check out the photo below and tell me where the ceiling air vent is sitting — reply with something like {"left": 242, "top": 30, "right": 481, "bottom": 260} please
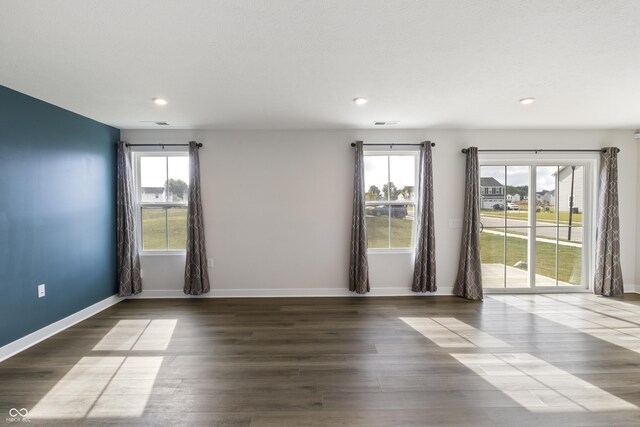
{"left": 139, "top": 121, "right": 170, "bottom": 126}
{"left": 372, "top": 121, "right": 399, "bottom": 126}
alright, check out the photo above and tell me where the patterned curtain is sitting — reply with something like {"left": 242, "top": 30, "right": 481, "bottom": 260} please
{"left": 349, "top": 141, "right": 370, "bottom": 294}
{"left": 594, "top": 147, "right": 623, "bottom": 296}
{"left": 116, "top": 141, "right": 142, "bottom": 296}
{"left": 412, "top": 142, "right": 436, "bottom": 292}
{"left": 453, "top": 147, "right": 483, "bottom": 300}
{"left": 184, "top": 141, "right": 210, "bottom": 295}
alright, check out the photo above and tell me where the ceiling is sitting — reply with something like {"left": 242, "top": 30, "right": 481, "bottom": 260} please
{"left": 1, "top": 1, "right": 639, "bottom": 130}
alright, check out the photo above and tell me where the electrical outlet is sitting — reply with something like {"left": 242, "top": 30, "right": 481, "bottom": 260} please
{"left": 207, "top": 258, "right": 213, "bottom": 268}
{"left": 38, "top": 284, "right": 46, "bottom": 298}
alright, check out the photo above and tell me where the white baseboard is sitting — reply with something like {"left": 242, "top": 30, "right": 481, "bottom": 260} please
{"left": 128, "top": 287, "right": 455, "bottom": 299}
{"left": 0, "top": 294, "right": 122, "bottom": 363}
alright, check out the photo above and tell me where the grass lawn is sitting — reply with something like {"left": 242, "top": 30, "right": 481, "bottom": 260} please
{"left": 366, "top": 215, "right": 414, "bottom": 248}
{"left": 142, "top": 207, "right": 187, "bottom": 250}
{"left": 480, "top": 232, "right": 582, "bottom": 285}
{"left": 481, "top": 210, "right": 583, "bottom": 225}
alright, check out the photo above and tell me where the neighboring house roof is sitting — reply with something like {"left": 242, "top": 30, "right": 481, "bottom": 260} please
{"left": 480, "top": 177, "right": 503, "bottom": 187}
{"left": 142, "top": 187, "right": 165, "bottom": 194}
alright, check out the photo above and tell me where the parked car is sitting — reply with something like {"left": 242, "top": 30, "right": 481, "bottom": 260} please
{"left": 506, "top": 202, "right": 519, "bottom": 210}
{"left": 492, "top": 203, "right": 504, "bottom": 210}
{"left": 390, "top": 205, "right": 408, "bottom": 218}
{"left": 366, "top": 205, "right": 408, "bottom": 218}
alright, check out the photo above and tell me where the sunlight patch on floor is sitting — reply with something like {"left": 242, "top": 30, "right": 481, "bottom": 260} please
{"left": 29, "top": 357, "right": 124, "bottom": 419}
{"left": 489, "top": 295, "right": 637, "bottom": 328}
{"left": 29, "top": 356, "right": 163, "bottom": 419}
{"left": 88, "top": 357, "right": 163, "bottom": 418}
{"left": 92, "top": 319, "right": 177, "bottom": 351}
{"left": 30, "top": 318, "right": 176, "bottom": 420}
{"left": 580, "top": 328, "right": 640, "bottom": 353}
{"left": 132, "top": 319, "right": 177, "bottom": 351}
{"left": 92, "top": 320, "right": 150, "bottom": 351}
{"left": 489, "top": 295, "right": 640, "bottom": 353}
{"left": 545, "top": 294, "right": 640, "bottom": 324}
{"left": 451, "top": 353, "right": 637, "bottom": 413}
{"left": 399, "top": 317, "right": 510, "bottom": 348}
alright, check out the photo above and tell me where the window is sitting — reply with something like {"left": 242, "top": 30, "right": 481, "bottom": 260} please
{"left": 479, "top": 156, "right": 596, "bottom": 291}
{"left": 363, "top": 151, "right": 419, "bottom": 250}
{"left": 135, "top": 153, "right": 189, "bottom": 252}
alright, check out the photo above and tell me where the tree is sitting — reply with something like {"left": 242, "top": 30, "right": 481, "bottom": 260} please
{"left": 505, "top": 185, "right": 528, "bottom": 199}
{"left": 165, "top": 178, "right": 188, "bottom": 201}
{"left": 366, "top": 185, "right": 383, "bottom": 201}
{"left": 382, "top": 182, "right": 402, "bottom": 201}
{"left": 401, "top": 185, "right": 414, "bottom": 201}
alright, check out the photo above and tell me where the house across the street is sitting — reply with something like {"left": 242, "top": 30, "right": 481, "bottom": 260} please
{"left": 141, "top": 187, "right": 165, "bottom": 202}
{"left": 480, "top": 177, "right": 505, "bottom": 209}
{"left": 555, "top": 166, "right": 583, "bottom": 213}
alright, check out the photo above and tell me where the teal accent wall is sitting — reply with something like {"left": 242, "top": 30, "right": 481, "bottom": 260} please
{"left": 0, "top": 86, "right": 119, "bottom": 348}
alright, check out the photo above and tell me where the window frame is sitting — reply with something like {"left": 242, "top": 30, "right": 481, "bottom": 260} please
{"left": 363, "top": 148, "right": 420, "bottom": 254}
{"left": 132, "top": 150, "right": 189, "bottom": 255}
{"left": 478, "top": 152, "right": 598, "bottom": 293}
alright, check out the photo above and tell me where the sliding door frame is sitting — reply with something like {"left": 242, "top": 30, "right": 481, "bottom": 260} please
{"left": 479, "top": 152, "right": 599, "bottom": 294}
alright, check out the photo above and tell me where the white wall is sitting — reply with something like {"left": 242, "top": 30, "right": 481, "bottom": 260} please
{"left": 122, "top": 129, "right": 638, "bottom": 297}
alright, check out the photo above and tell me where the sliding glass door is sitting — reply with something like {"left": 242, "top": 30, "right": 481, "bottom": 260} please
{"left": 534, "top": 166, "right": 584, "bottom": 287}
{"left": 479, "top": 160, "right": 593, "bottom": 291}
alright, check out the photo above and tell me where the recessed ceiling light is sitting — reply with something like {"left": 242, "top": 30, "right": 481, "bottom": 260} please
{"left": 353, "top": 97, "right": 368, "bottom": 105}
{"left": 153, "top": 97, "right": 168, "bottom": 106}
{"left": 519, "top": 97, "right": 535, "bottom": 105}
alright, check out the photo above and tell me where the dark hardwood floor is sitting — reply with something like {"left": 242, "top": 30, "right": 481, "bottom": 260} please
{"left": 2, "top": 294, "right": 640, "bottom": 426}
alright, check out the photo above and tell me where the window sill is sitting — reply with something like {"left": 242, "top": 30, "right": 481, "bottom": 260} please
{"left": 367, "top": 249, "right": 416, "bottom": 255}
{"left": 140, "top": 251, "right": 186, "bottom": 257}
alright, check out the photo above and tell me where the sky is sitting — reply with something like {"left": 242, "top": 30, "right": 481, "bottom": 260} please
{"left": 140, "top": 156, "right": 189, "bottom": 187}
{"left": 364, "top": 155, "right": 416, "bottom": 198}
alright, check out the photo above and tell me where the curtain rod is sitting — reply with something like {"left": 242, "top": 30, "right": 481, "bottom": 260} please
{"left": 124, "top": 141, "right": 203, "bottom": 148}
{"left": 350, "top": 141, "right": 435, "bottom": 147}
{"left": 460, "top": 148, "right": 619, "bottom": 154}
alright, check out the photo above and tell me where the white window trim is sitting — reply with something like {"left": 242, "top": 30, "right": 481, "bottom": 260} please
{"left": 478, "top": 152, "right": 598, "bottom": 293}
{"left": 132, "top": 151, "right": 189, "bottom": 255}
{"left": 364, "top": 148, "right": 420, "bottom": 254}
